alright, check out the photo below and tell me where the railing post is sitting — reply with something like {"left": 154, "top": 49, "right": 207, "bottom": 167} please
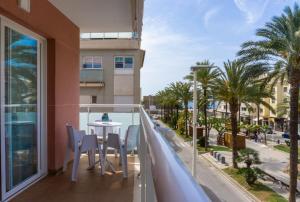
{"left": 145, "top": 152, "right": 156, "bottom": 202}
{"left": 140, "top": 118, "right": 146, "bottom": 202}
{"left": 132, "top": 108, "right": 134, "bottom": 125}
{"left": 87, "top": 107, "right": 90, "bottom": 133}
{"left": 140, "top": 110, "right": 157, "bottom": 202}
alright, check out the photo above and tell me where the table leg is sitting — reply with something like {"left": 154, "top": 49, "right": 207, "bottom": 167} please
{"left": 102, "top": 127, "right": 107, "bottom": 175}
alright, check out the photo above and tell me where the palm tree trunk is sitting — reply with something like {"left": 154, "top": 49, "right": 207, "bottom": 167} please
{"left": 213, "top": 96, "right": 216, "bottom": 117}
{"left": 289, "top": 72, "right": 299, "bottom": 202}
{"left": 225, "top": 102, "right": 228, "bottom": 118}
{"left": 162, "top": 105, "right": 165, "bottom": 120}
{"left": 176, "top": 105, "right": 179, "bottom": 129}
{"left": 257, "top": 103, "right": 260, "bottom": 126}
{"left": 204, "top": 88, "right": 208, "bottom": 150}
{"left": 185, "top": 105, "right": 188, "bottom": 136}
{"left": 238, "top": 102, "right": 241, "bottom": 124}
{"left": 230, "top": 102, "right": 239, "bottom": 169}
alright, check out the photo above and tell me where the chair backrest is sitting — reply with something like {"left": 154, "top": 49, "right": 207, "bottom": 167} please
{"left": 107, "top": 133, "right": 121, "bottom": 149}
{"left": 125, "top": 125, "right": 140, "bottom": 151}
{"left": 66, "top": 124, "right": 82, "bottom": 152}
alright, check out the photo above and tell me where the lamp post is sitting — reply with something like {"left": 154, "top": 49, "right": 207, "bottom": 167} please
{"left": 191, "top": 64, "right": 210, "bottom": 177}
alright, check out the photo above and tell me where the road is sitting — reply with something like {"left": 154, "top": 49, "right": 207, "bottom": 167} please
{"left": 157, "top": 121, "right": 254, "bottom": 202}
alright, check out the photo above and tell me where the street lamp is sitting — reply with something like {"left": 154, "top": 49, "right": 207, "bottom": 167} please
{"left": 191, "top": 64, "right": 211, "bottom": 177}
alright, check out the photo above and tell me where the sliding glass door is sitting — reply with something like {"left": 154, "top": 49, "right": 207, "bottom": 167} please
{"left": 1, "top": 17, "right": 46, "bottom": 200}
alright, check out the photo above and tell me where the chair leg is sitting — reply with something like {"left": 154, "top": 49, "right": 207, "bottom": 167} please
{"left": 71, "top": 151, "right": 81, "bottom": 182}
{"left": 114, "top": 149, "right": 118, "bottom": 158}
{"left": 120, "top": 147, "right": 128, "bottom": 178}
{"left": 119, "top": 149, "right": 122, "bottom": 166}
{"left": 63, "top": 147, "right": 70, "bottom": 172}
{"left": 87, "top": 149, "right": 96, "bottom": 170}
{"left": 98, "top": 145, "right": 104, "bottom": 175}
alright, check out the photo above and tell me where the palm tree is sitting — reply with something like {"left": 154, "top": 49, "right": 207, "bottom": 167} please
{"left": 156, "top": 90, "right": 163, "bottom": 118}
{"left": 185, "top": 60, "right": 220, "bottom": 150}
{"left": 238, "top": 4, "right": 300, "bottom": 200}
{"left": 246, "top": 85, "right": 275, "bottom": 126}
{"left": 169, "top": 82, "right": 192, "bottom": 136}
{"left": 213, "top": 60, "right": 268, "bottom": 168}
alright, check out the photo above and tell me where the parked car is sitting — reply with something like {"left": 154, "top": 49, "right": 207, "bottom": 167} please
{"left": 282, "top": 132, "right": 300, "bottom": 140}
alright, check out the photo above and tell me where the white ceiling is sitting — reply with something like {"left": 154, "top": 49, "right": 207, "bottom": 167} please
{"left": 48, "top": 0, "right": 133, "bottom": 33}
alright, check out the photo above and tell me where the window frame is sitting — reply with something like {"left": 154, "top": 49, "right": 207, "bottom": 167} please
{"left": 81, "top": 55, "right": 102, "bottom": 69}
{"left": 114, "top": 56, "right": 134, "bottom": 69}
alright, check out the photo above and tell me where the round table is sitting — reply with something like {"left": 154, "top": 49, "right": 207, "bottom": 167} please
{"left": 87, "top": 121, "right": 122, "bottom": 175}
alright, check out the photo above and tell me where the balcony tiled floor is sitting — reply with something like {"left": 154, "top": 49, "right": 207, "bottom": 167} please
{"left": 12, "top": 155, "right": 137, "bottom": 202}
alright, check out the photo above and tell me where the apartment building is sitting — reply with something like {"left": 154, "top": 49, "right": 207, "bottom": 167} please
{"left": 79, "top": 25, "right": 145, "bottom": 105}
{"left": 251, "top": 81, "right": 290, "bottom": 130}
{"left": 214, "top": 102, "right": 251, "bottom": 122}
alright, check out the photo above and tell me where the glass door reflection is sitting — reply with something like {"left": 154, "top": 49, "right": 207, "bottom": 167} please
{"left": 4, "top": 27, "right": 39, "bottom": 191}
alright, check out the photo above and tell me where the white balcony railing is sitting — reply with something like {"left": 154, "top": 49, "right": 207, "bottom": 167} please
{"left": 79, "top": 104, "right": 210, "bottom": 202}
{"left": 80, "top": 32, "right": 138, "bottom": 40}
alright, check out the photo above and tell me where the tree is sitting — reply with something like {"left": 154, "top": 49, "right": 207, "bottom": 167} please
{"left": 185, "top": 60, "right": 220, "bottom": 150}
{"left": 260, "top": 125, "right": 270, "bottom": 145}
{"left": 237, "top": 148, "right": 260, "bottom": 169}
{"left": 156, "top": 88, "right": 178, "bottom": 125}
{"left": 238, "top": 4, "right": 300, "bottom": 200}
{"left": 246, "top": 84, "right": 275, "bottom": 126}
{"left": 237, "top": 148, "right": 262, "bottom": 185}
{"left": 213, "top": 60, "right": 268, "bottom": 168}
{"left": 211, "top": 118, "right": 226, "bottom": 145}
{"left": 169, "top": 82, "right": 192, "bottom": 136}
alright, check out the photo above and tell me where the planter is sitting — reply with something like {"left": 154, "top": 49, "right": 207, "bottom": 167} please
{"left": 224, "top": 132, "right": 246, "bottom": 150}
{"left": 188, "top": 125, "right": 204, "bottom": 139}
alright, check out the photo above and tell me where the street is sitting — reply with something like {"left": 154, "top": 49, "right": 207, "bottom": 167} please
{"left": 157, "top": 121, "right": 254, "bottom": 202}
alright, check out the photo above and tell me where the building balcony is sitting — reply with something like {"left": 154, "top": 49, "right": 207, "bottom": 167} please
{"left": 80, "top": 69, "right": 104, "bottom": 87}
{"left": 80, "top": 39, "right": 141, "bottom": 50}
{"left": 12, "top": 104, "right": 209, "bottom": 202}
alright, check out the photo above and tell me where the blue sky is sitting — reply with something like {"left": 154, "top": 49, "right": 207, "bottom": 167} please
{"left": 140, "top": 0, "right": 299, "bottom": 96}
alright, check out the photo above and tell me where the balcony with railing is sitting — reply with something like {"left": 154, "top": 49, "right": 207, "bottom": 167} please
{"left": 80, "top": 69, "right": 104, "bottom": 88}
{"left": 80, "top": 32, "right": 141, "bottom": 50}
{"left": 12, "top": 104, "right": 210, "bottom": 202}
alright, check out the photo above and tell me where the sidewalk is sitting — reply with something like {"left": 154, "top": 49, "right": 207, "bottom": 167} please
{"left": 157, "top": 121, "right": 255, "bottom": 202}
{"left": 246, "top": 140, "right": 300, "bottom": 192}
{"left": 209, "top": 129, "right": 300, "bottom": 200}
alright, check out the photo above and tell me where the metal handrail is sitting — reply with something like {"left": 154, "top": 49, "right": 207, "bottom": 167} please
{"left": 140, "top": 107, "right": 210, "bottom": 202}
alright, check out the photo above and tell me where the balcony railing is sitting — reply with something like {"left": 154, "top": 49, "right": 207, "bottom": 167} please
{"left": 80, "top": 69, "right": 104, "bottom": 86}
{"left": 79, "top": 104, "right": 210, "bottom": 202}
{"left": 80, "top": 32, "right": 139, "bottom": 40}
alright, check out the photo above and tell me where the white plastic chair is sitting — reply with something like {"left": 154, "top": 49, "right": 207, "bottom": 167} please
{"left": 63, "top": 124, "right": 103, "bottom": 181}
{"left": 107, "top": 125, "right": 140, "bottom": 178}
